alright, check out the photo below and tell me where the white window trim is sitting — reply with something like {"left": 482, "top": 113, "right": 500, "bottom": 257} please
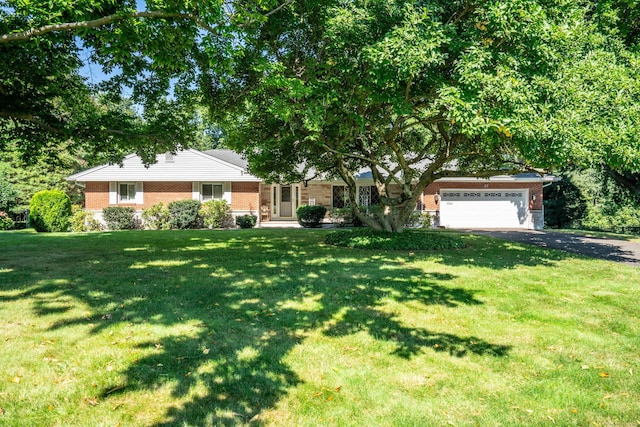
{"left": 109, "top": 182, "right": 143, "bottom": 205}
{"left": 194, "top": 181, "right": 231, "bottom": 204}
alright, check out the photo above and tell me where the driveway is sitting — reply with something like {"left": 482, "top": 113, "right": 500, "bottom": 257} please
{"left": 467, "top": 229, "right": 640, "bottom": 266}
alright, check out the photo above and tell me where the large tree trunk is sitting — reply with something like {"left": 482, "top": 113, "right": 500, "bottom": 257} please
{"left": 350, "top": 183, "right": 424, "bottom": 233}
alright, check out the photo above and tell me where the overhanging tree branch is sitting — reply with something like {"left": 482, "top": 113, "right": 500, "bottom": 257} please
{"left": 0, "top": 11, "right": 218, "bottom": 44}
{"left": 1, "top": 0, "right": 294, "bottom": 44}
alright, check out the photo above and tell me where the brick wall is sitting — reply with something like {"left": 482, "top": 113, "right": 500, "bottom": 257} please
{"left": 84, "top": 182, "right": 110, "bottom": 210}
{"left": 231, "top": 182, "right": 260, "bottom": 212}
{"left": 84, "top": 181, "right": 260, "bottom": 212}
{"left": 144, "top": 182, "right": 192, "bottom": 207}
{"left": 306, "top": 183, "right": 332, "bottom": 207}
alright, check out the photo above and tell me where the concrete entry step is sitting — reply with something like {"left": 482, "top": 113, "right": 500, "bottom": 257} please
{"left": 258, "top": 221, "right": 301, "bottom": 228}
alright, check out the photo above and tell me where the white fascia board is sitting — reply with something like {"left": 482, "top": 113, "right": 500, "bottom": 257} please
{"left": 309, "top": 174, "right": 556, "bottom": 185}
{"left": 435, "top": 175, "right": 555, "bottom": 183}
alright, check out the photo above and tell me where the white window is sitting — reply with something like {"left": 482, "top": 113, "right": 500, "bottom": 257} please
{"left": 202, "top": 183, "right": 223, "bottom": 201}
{"left": 119, "top": 183, "right": 136, "bottom": 202}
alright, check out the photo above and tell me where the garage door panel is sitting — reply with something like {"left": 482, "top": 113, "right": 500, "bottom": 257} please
{"left": 440, "top": 190, "right": 531, "bottom": 229}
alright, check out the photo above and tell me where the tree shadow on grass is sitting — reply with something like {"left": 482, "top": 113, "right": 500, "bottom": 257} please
{"left": 0, "top": 229, "right": 555, "bottom": 425}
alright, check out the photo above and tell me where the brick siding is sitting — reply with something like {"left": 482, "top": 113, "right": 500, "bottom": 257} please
{"left": 84, "top": 181, "right": 260, "bottom": 212}
{"left": 231, "top": 182, "right": 260, "bottom": 212}
{"left": 84, "top": 182, "right": 110, "bottom": 210}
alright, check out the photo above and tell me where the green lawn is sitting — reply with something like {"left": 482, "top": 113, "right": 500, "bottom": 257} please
{"left": 1, "top": 229, "right": 638, "bottom": 426}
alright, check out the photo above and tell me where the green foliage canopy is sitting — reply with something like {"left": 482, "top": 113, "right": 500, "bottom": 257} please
{"left": 0, "top": 0, "right": 282, "bottom": 164}
{"left": 216, "top": 0, "right": 640, "bottom": 231}
{"left": 2, "top": 1, "right": 639, "bottom": 231}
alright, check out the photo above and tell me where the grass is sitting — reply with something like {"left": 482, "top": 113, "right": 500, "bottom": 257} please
{"left": 0, "top": 228, "right": 639, "bottom": 426}
{"left": 325, "top": 228, "right": 465, "bottom": 250}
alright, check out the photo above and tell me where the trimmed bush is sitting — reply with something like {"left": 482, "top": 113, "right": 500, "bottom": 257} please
{"left": 103, "top": 206, "right": 138, "bottom": 230}
{"left": 236, "top": 214, "right": 257, "bottom": 229}
{"left": 142, "top": 202, "right": 171, "bottom": 230}
{"left": 169, "top": 199, "right": 202, "bottom": 229}
{"left": 0, "top": 211, "right": 14, "bottom": 230}
{"left": 325, "top": 228, "right": 465, "bottom": 251}
{"left": 69, "top": 206, "right": 102, "bottom": 232}
{"left": 199, "top": 199, "right": 233, "bottom": 229}
{"left": 296, "top": 205, "right": 327, "bottom": 228}
{"left": 29, "top": 190, "right": 72, "bottom": 232}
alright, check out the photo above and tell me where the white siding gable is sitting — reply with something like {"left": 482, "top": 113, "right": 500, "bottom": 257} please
{"left": 68, "top": 149, "right": 261, "bottom": 182}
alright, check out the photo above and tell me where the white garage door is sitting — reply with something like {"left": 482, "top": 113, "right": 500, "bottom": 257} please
{"left": 439, "top": 190, "right": 531, "bottom": 229}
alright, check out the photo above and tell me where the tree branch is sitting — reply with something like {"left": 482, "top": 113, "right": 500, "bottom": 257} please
{"left": 2, "top": 0, "right": 294, "bottom": 44}
{"left": 264, "top": 0, "right": 293, "bottom": 17}
{"left": 603, "top": 165, "right": 640, "bottom": 196}
{"left": 0, "top": 111, "right": 64, "bottom": 135}
{"left": 0, "top": 11, "right": 219, "bottom": 44}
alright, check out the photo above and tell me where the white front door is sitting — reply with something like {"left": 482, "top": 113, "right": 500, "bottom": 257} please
{"left": 273, "top": 184, "right": 300, "bottom": 219}
{"left": 280, "top": 185, "right": 293, "bottom": 217}
{"left": 439, "top": 189, "right": 531, "bottom": 229}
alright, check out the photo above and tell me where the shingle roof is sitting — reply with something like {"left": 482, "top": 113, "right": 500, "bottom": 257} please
{"left": 203, "top": 149, "right": 249, "bottom": 170}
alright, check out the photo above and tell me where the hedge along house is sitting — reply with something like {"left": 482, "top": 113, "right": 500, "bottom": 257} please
{"left": 68, "top": 148, "right": 554, "bottom": 229}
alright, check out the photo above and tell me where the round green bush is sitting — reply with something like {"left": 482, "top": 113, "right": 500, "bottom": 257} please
{"left": 29, "top": 190, "right": 72, "bottom": 232}
{"left": 325, "top": 228, "right": 465, "bottom": 251}
{"left": 103, "top": 206, "right": 139, "bottom": 230}
{"left": 236, "top": 214, "right": 257, "bottom": 229}
{"left": 296, "top": 205, "right": 327, "bottom": 228}
{"left": 170, "top": 199, "right": 203, "bottom": 229}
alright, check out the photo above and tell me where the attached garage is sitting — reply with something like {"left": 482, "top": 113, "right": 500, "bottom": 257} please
{"left": 439, "top": 189, "right": 532, "bottom": 229}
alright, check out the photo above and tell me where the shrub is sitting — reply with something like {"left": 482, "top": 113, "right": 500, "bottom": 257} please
{"left": 296, "top": 205, "right": 327, "bottom": 228}
{"left": 198, "top": 199, "right": 232, "bottom": 229}
{"left": 325, "top": 228, "right": 465, "bottom": 251}
{"left": 0, "top": 176, "right": 18, "bottom": 213}
{"left": 29, "top": 190, "right": 72, "bottom": 232}
{"left": 142, "top": 203, "right": 171, "bottom": 230}
{"left": 169, "top": 199, "right": 202, "bottom": 229}
{"left": 329, "top": 207, "right": 354, "bottom": 227}
{"left": 0, "top": 211, "right": 14, "bottom": 230}
{"left": 103, "top": 206, "right": 138, "bottom": 230}
{"left": 236, "top": 214, "right": 257, "bottom": 229}
{"left": 583, "top": 206, "right": 640, "bottom": 234}
{"left": 69, "top": 206, "right": 102, "bottom": 232}
{"left": 405, "top": 211, "right": 432, "bottom": 229}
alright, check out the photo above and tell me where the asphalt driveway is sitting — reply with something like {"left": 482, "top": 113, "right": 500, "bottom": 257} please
{"left": 467, "top": 229, "right": 640, "bottom": 266}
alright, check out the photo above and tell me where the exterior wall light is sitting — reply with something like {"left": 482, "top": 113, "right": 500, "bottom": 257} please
{"left": 434, "top": 192, "right": 440, "bottom": 204}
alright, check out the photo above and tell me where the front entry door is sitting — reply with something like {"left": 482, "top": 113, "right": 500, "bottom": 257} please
{"left": 280, "top": 185, "right": 293, "bottom": 217}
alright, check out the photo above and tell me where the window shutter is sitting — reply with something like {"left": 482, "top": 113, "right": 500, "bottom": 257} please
{"left": 109, "top": 182, "right": 117, "bottom": 205}
{"left": 135, "top": 182, "right": 144, "bottom": 205}
{"left": 192, "top": 182, "right": 200, "bottom": 201}
{"left": 223, "top": 182, "right": 232, "bottom": 204}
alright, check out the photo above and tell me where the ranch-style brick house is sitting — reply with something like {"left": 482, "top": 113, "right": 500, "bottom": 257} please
{"left": 67, "top": 148, "right": 555, "bottom": 229}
